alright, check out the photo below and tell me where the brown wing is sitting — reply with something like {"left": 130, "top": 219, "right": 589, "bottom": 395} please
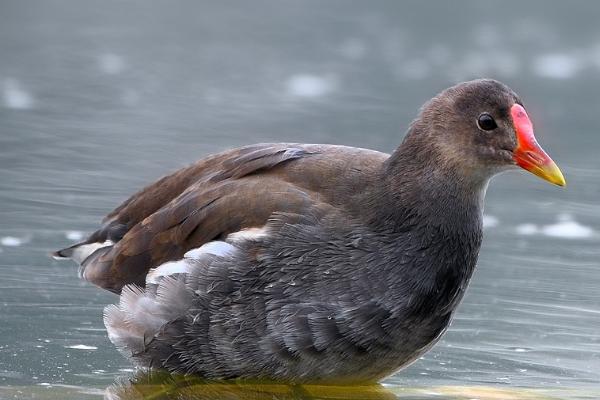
{"left": 57, "top": 143, "right": 389, "bottom": 293}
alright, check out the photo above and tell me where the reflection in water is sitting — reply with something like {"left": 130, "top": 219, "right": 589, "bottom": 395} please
{"left": 105, "top": 371, "right": 397, "bottom": 400}
{"left": 105, "top": 371, "right": 565, "bottom": 400}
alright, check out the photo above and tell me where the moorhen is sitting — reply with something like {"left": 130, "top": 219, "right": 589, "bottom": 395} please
{"left": 54, "top": 79, "right": 565, "bottom": 383}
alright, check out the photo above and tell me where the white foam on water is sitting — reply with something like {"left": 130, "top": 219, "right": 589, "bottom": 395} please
{"left": 516, "top": 214, "right": 595, "bottom": 239}
{"left": 98, "top": 53, "right": 125, "bottom": 75}
{"left": 514, "top": 348, "right": 528, "bottom": 352}
{"left": 515, "top": 223, "right": 539, "bottom": 236}
{"left": 482, "top": 214, "right": 499, "bottom": 229}
{"left": 532, "top": 53, "right": 582, "bottom": 79}
{"left": 1, "top": 236, "right": 23, "bottom": 247}
{"left": 2, "top": 79, "right": 34, "bottom": 110}
{"left": 65, "top": 344, "right": 98, "bottom": 350}
{"left": 65, "top": 230, "right": 84, "bottom": 241}
{"left": 541, "top": 214, "right": 594, "bottom": 239}
{"left": 286, "top": 74, "right": 335, "bottom": 98}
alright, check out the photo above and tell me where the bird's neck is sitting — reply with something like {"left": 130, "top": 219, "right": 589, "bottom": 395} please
{"left": 360, "top": 139, "right": 488, "bottom": 319}
{"left": 365, "top": 139, "right": 489, "bottom": 233}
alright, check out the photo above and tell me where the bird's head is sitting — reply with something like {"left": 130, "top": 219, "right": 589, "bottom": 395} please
{"left": 405, "top": 79, "right": 565, "bottom": 187}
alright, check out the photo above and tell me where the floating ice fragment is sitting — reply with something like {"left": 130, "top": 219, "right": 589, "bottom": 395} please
{"left": 99, "top": 53, "right": 125, "bottom": 75}
{"left": 541, "top": 214, "right": 594, "bottom": 239}
{"left": 65, "top": 344, "right": 97, "bottom": 350}
{"left": 65, "top": 230, "right": 84, "bottom": 241}
{"left": 482, "top": 214, "right": 499, "bottom": 228}
{"left": 515, "top": 223, "right": 539, "bottom": 236}
{"left": 286, "top": 74, "right": 335, "bottom": 98}
{"left": 532, "top": 53, "right": 581, "bottom": 79}
{"left": 1, "top": 236, "right": 23, "bottom": 247}
{"left": 2, "top": 79, "right": 34, "bottom": 110}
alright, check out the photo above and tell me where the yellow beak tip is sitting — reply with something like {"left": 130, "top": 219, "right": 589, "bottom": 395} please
{"left": 525, "top": 161, "right": 566, "bottom": 187}
{"left": 541, "top": 164, "right": 566, "bottom": 187}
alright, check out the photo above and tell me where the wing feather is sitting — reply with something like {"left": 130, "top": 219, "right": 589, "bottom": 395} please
{"left": 55, "top": 143, "right": 388, "bottom": 293}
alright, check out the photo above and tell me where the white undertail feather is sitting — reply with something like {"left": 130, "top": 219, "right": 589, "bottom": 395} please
{"left": 104, "top": 239, "right": 245, "bottom": 360}
{"left": 104, "top": 276, "right": 196, "bottom": 359}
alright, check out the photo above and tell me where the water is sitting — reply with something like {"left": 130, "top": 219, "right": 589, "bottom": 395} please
{"left": 1, "top": 1, "right": 599, "bottom": 398}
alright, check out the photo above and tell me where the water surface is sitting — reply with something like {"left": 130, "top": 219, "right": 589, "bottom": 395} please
{"left": 0, "top": 1, "right": 599, "bottom": 399}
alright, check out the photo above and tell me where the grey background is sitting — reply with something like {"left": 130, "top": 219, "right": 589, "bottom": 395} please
{"left": 0, "top": 1, "right": 598, "bottom": 398}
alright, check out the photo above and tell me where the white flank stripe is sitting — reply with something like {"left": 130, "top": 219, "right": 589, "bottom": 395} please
{"left": 146, "top": 260, "right": 190, "bottom": 285}
{"left": 226, "top": 227, "right": 268, "bottom": 243}
{"left": 184, "top": 241, "right": 236, "bottom": 259}
{"left": 147, "top": 240, "right": 238, "bottom": 285}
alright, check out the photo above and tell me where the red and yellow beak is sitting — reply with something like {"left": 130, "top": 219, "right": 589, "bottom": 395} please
{"left": 510, "top": 104, "right": 566, "bottom": 186}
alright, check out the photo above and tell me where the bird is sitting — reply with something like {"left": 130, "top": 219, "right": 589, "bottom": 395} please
{"left": 53, "top": 79, "right": 565, "bottom": 383}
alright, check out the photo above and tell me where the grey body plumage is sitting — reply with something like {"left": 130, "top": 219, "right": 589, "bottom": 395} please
{"left": 54, "top": 79, "right": 560, "bottom": 383}
{"left": 104, "top": 143, "right": 484, "bottom": 383}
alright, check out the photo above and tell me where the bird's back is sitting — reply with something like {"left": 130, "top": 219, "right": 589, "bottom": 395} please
{"left": 54, "top": 143, "right": 388, "bottom": 293}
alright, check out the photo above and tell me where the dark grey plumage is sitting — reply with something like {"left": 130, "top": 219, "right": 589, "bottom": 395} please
{"left": 106, "top": 203, "right": 480, "bottom": 382}
{"left": 57, "top": 79, "right": 539, "bottom": 383}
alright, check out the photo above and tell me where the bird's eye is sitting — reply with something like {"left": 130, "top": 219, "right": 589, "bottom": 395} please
{"left": 477, "top": 113, "right": 497, "bottom": 131}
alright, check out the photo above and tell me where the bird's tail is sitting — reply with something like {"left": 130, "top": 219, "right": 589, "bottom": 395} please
{"left": 51, "top": 240, "right": 114, "bottom": 264}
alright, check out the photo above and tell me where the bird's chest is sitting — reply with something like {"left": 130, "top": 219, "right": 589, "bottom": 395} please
{"left": 382, "top": 227, "right": 482, "bottom": 330}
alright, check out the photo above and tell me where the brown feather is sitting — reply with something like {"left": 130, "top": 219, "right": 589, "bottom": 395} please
{"left": 75, "top": 143, "right": 388, "bottom": 293}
